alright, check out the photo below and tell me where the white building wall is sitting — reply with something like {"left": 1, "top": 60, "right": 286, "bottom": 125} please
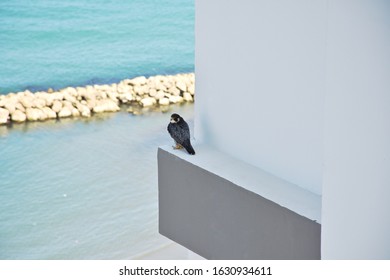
{"left": 195, "top": 0, "right": 390, "bottom": 259}
{"left": 195, "top": 0, "right": 327, "bottom": 195}
{"left": 322, "top": 0, "right": 390, "bottom": 259}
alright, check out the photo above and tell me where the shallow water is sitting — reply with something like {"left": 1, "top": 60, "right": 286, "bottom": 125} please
{"left": 0, "top": 104, "right": 194, "bottom": 259}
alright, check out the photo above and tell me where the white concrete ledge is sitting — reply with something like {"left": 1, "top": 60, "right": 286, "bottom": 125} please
{"left": 160, "top": 144, "right": 321, "bottom": 223}
{"left": 158, "top": 144, "right": 321, "bottom": 259}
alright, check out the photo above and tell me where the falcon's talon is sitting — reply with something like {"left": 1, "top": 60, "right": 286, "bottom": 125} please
{"left": 172, "top": 144, "right": 183, "bottom": 150}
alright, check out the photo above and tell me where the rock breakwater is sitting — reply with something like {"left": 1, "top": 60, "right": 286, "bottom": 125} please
{"left": 0, "top": 73, "right": 194, "bottom": 125}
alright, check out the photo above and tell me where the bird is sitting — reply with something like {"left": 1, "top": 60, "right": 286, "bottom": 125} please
{"left": 167, "top": 113, "right": 195, "bottom": 155}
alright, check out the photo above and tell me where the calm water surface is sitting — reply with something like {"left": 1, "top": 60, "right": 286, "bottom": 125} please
{"left": 0, "top": 104, "right": 194, "bottom": 259}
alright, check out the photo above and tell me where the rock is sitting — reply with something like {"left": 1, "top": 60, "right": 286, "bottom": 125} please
{"left": 81, "top": 110, "right": 91, "bottom": 118}
{"left": 147, "top": 80, "right": 156, "bottom": 90}
{"left": 143, "top": 85, "right": 150, "bottom": 95}
{"left": 117, "top": 84, "right": 126, "bottom": 95}
{"left": 62, "top": 100, "right": 73, "bottom": 109}
{"left": 131, "top": 110, "right": 141, "bottom": 116}
{"left": 155, "top": 82, "right": 167, "bottom": 92}
{"left": 148, "top": 88, "right": 157, "bottom": 97}
{"left": 96, "top": 91, "right": 107, "bottom": 100}
{"left": 163, "top": 77, "right": 174, "bottom": 89}
{"left": 121, "top": 79, "right": 133, "bottom": 86}
{"left": 153, "top": 75, "right": 164, "bottom": 82}
{"left": 128, "top": 76, "right": 147, "bottom": 86}
{"left": 15, "top": 102, "right": 25, "bottom": 112}
{"left": 140, "top": 97, "right": 156, "bottom": 107}
{"left": 160, "top": 105, "right": 170, "bottom": 113}
{"left": 126, "top": 86, "right": 134, "bottom": 95}
{"left": 127, "top": 107, "right": 142, "bottom": 115}
{"left": 110, "top": 83, "right": 117, "bottom": 92}
{"left": 51, "top": 100, "right": 63, "bottom": 113}
{"left": 26, "top": 108, "right": 44, "bottom": 121}
{"left": 19, "top": 96, "right": 34, "bottom": 108}
{"left": 47, "top": 88, "right": 54, "bottom": 93}
{"left": 184, "top": 76, "right": 192, "bottom": 88}
{"left": 175, "top": 80, "right": 187, "bottom": 92}
{"left": 44, "top": 95, "right": 55, "bottom": 107}
{"left": 64, "top": 92, "right": 77, "bottom": 104}
{"left": 38, "top": 109, "right": 48, "bottom": 120}
{"left": 159, "top": 97, "right": 170, "bottom": 106}
{"left": 168, "top": 86, "right": 181, "bottom": 96}
{"left": 80, "top": 87, "right": 96, "bottom": 100}
{"left": 189, "top": 73, "right": 195, "bottom": 84}
{"left": 35, "top": 91, "right": 47, "bottom": 99}
{"left": 58, "top": 107, "right": 72, "bottom": 118}
{"left": 188, "top": 84, "right": 195, "bottom": 95}
{"left": 67, "top": 87, "right": 78, "bottom": 96}
{"left": 93, "top": 84, "right": 103, "bottom": 92}
{"left": 6, "top": 94, "right": 18, "bottom": 101}
{"left": 0, "top": 108, "right": 10, "bottom": 124}
{"left": 77, "top": 87, "right": 88, "bottom": 98}
{"left": 86, "top": 99, "right": 96, "bottom": 110}
{"left": 11, "top": 110, "right": 26, "bottom": 122}
{"left": 118, "top": 93, "right": 133, "bottom": 103}
{"left": 102, "top": 84, "right": 112, "bottom": 91}
{"left": 93, "top": 84, "right": 102, "bottom": 91}
{"left": 52, "top": 91, "right": 64, "bottom": 101}
{"left": 4, "top": 102, "right": 16, "bottom": 114}
{"left": 23, "top": 90, "right": 33, "bottom": 97}
{"left": 42, "top": 107, "right": 57, "bottom": 119}
{"left": 76, "top": 104, "right": 91, "bottom": 118}
{"left": 33, "top": 98, "right": 46, "bottom": 109}
{"left": 93, "top": 99, "right": 120, "bottom": 113}
{"left": 183, "top": 92, "right": 193, "bottom": 102}
{"left": 107, "top": 91, "right": 118, "bottom": 101}
{"left": 169, "top": 95, "right": 184, "bottom": 104}
{"left": 71, "top": 107, "right": 80, "bottom": 117}
{"left": 155, "top": 90, "right": 166, "bottom": 100}
{"left": 133, "top": 86, "right": 146, "bottom": 96}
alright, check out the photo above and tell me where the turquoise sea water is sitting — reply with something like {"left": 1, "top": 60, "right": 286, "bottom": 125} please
{"left": 0, "top": 0, "right": 194, "bottom": 94}
{"left": 0, "top": 0, "right": 194, "bottom": 259}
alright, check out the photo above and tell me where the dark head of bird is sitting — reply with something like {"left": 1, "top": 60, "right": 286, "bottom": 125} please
{"left": 170, "top": 113, "right": 182, "bottom": 124}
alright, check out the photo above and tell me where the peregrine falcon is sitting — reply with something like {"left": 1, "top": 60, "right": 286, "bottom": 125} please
{"left": 167, "top": 113, "right": 195, "bottom": 155}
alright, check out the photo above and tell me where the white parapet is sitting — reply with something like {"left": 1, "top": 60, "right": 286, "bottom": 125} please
{"left": 158, "top": 144, "right": 321, "bottom": 259}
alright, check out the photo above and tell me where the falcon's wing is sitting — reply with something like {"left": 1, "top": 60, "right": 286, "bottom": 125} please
{"left": 179, "top": 121, "right": 191, "bottom": 140}
{"left": 168, "top": 122, "right": 190, "bottom": 145}
{"left": 168, "top": 123, "right": 181, "bottom": 143}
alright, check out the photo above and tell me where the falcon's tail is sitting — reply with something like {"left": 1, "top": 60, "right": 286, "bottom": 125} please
{"left": 183, "top": 139, "right": 195, "bottom": 155}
